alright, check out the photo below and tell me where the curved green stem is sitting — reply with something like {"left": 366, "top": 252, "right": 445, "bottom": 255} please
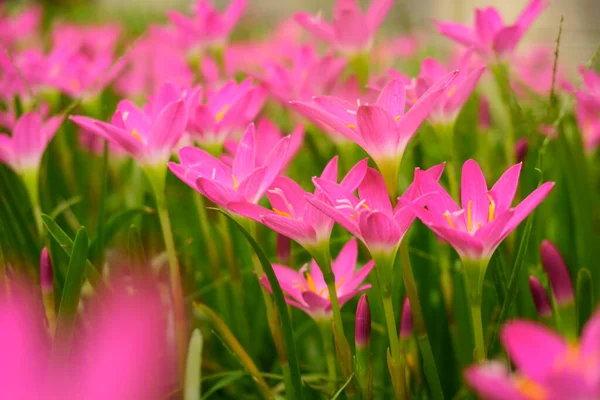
{"left": 310, "top": 245, "right": 345, "bottom": 339}
{"left": 318, "top": 320, "right": 338, "bottom": 394}
{"left": 21, "top": 168, "right": 43, "bottom": 238}
{"left": 462, "top": 258, "right": 490, "bottom": 362}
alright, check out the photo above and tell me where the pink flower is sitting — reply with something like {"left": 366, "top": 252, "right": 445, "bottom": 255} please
{"left": 0, "top": 279, "right": 171, "bottom": 399}
{"left": 0, "top": 4, "right": 42, "bottom": 49}
{"left": 169, "top": 123, "right": 290, "bottom": 209}
{"left": 260, "top": 239, "right": 374, "bottom": 320}
{"left": 228, "top": 156, "right": 368, "bottom": 248}
{"left": 223, "top": 118, "right": 304, "bottom": 171}
{"left": 466, "top": 309, "right": 600, "bottom": 399}
{"left": 0, "top": 111, "right": 63, "bottom": 173}
{"left": 295, "top": 0, "right": 395, "bottom": 56}
{"left": 409, "top": 50, "right": 486, "bottom": 124}
{"left": 292, "top": 74, "right": 456, "bottom": 193}
{"left": 70, "top": 84, "right": 189, "bottom": 166}
{"left": 435, "top": 0, "right": 549, "bottom": 59}
{"left": 408, "top": 159, "right": 554, "bottom": 261}
{"left": 168, "top": 0, "right": 247, "bottom": 50}
{"left": 511, "top": 46, "right": 571, "bottom": 98}
{"left": 308, "top": 163, "right": 444, "bottom": 255}
{"left": 575, "top": 67, "right": 600, "bottom": 151}
{"left": 374, "top": 34, "right": 422, "bottom": 63}
{"left": 254, "top": 45, "right": 347, "bottom": 104}
{"left": 186, "top": 78, "right": 266, "bottom": 146}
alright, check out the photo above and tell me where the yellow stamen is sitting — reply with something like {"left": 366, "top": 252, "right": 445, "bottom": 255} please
{"left": 443, "top": 213, "right": 455, "bottom": 229}
{"left": 335, "top": 276, "right": 347, "bottom": 290}
{"left": 273, "top": 208, "right": 292, "bottom": 218}
{"left": 467, "top": 200, "right": 473, "bottom": 232}
{"left": 347, "top": 124, "right": 356, "bottom": 129}
{"left": 215, "top": 104, "right": 230, "bottom": 122}
{"left": 446, "top": 85, "right": 457, "bottom": 98}
{"left": 554, "top": 343, "right": 580, "bottom": 372}
{"left": 131, "top": 129, "right": 143, "bottom": 142}
{"left": 515, "top": 377, "right": 548, "bottom": 400}
{"left": 305, "top": 273, "right": 317, "bottom": 292}
{"left": 361, "top": 203, "right": 370, "bottom": 210}
{"left": 486, "top": 193, "right": 495, "bottom": 222}
{"left": 232, "top": 174, "right": 239, "bottom": 190}
{"left": 395, "top": 115, "right": 401, "bottom": 121}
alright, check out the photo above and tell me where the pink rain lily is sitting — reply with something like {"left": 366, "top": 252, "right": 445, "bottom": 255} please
{"left": 0, "top": 111, "right": 63, "bottom": 174}
{"left": 260, "top": 238, "right": 374, "bottom": 320}
{"left": 185, "top": 78, "right": 266, "bottom": 146}
{"left": 292, "top": 73, "right": 456, "bottom": 193}
{"left": 308, "top": 163, "right": 444, "bottom": 256}
{"left": 435, "top": 0, "right": 549, "bottom": 59}
{"left": 408, "top": 50, "right": 486, "bottom": 124}
{"left": 223, "top": 118, "right": 305, "bottom": 171}
{"left": 0, "top": 279, "right": 171, "bottom": 399}
{"left": 294, "top": 0, "right": 395, "bottom": 56}
{"left": 575, "top": 67, "right": 600, "bottom": 151}
{"left": 70, "top": 84, "right": 189, "bottom": 166}
{"left": 168, "top": 0, "right": 247, "bottom": 50}
{"left": 228, "top": 156, "right": 368, "bottom": 249}
{"left": 466, "top": 309, "right": 600, "bottom": 400}
{"left": 511, "top": 46, "right": 571, "bottom": 99}
{"left": 0, "top": 4, "right": 42, "bottom": 49}
{"left": 254, "top": 45, "right": 347, "bottom": 104}
{"left": 169, "top": 123, "right": 290, "bottom": 209}
{"left": 407, "top": 159, "right": 554, "bottom": 261}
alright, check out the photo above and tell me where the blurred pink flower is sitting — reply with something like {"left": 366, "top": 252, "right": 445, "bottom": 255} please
{"left": 229, "top": 156, "right": 368, "bottom": 248}
{"left": 260, "top": 239, "right": 374, "bottom": 320}
{"left": 511, "top": 46, "right": 571, "bottom": 98}
{"left": 408, "top": 159, "right": 554, "bottom": 261}
{"left": 308, "top": 163, "right": 444, "bottom": 255}
{"left": 0, "top": 4, "right": 42, "bottom": 49}
{"left": 70, "top": 84, "right": 189, "bottom": 166}
{"left": 0, "top": 279, "right": 171, "bottom": 399}
{"left": 0, "top": 111, "right": 63, "bottom": 173}
{"left": 169, "top": 123, "right": 290, "bottom": 209}
{"left": 435, "top": 0, "right": 549, "bottom": 59}
{"left": 168, "top": 0, "right": 247, "bottom": 50}
{"left": 466, "top": 309, "right": 600, "bottom": 400}
{"left": 409, "top": 50, "right": 486, "bottom": 124}
{"left": 575, "top": 67, "right": 600, "bottom": 151}
{"left": 295, "top": 0, "right": 395, "bottom": 56}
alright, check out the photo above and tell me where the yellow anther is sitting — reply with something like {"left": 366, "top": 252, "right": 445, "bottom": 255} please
{"left": 467, "top": 200, "right": 473, "bottom": 232}
{"left": 443, "top": 213, "right": 455, "bottom": 229}
{"left": 273, "top": 208, "right": 292, "bottom": 218}
{"left": 486, "top": 193, "right": 495, "bottom": 222}
{"left": 305, "top": 272, "right": 317, "bottom": 293}
{"left": 215, "top": 104, "right": 230, "bottom": 122}
{"left": 347, "top": 124, "right": 356, "bottom": 129}
{"left": 131, "top": 129, "right": 143, "bottom": 142}
{"left": 335, "top": 276, "right": 347, "bottom": 290}
{"left": 515, "top": 377, "right": 548, "bottom": 400}
{"left": 232, "top": 174, "right": 239, "bottom": 190}
{"left": 361, "top": 203, "right": 370, "bottom": 210}
{"left": 446, "top": 86, "right": 457, "bottom": 98}
{"left": 554, "top": 343, "right": 580, "bottom": 372}
{"left": 395, "top": 115, "right": 402, "bottom": 121}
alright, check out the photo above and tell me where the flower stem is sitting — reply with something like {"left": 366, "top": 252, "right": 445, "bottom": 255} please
{"left": 318, "top": 320, "right": 338, "bottom": 394}
{"left": 311, "top": 245, "right": 345, "bottom": 339}
{"left": 21, "top": 168, "right": 43, "bottom": 238}
{"left": 145, "top": 166, "right": 187, "bottom": 377}
{"left": 462, "top": 258, "right": 490, "bottom": 362}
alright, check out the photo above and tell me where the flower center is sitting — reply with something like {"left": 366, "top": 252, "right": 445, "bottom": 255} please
{"left": 215, "top": 104, "right": 230, "bottom": 122}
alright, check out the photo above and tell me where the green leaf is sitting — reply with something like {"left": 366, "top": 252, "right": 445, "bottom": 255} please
{"left": 54, "top": 227, "right": 88, "bottom": 347}
{"left": 49, "top": 196, "right": 83, "bottom": 220}
{"left": 576, "top": 268, "right": 594, "bottom": 334}
{"left": 200, "top": 372, "right": 246, "bottom": 400}
{"left": 41, "top": 214, "right": 104, "bottom": 290}
{"left": 184, "top": 329, "right": 203, "bottom": 400}
{"left": 329, "top": 373, "right": 354, "bottom": 400}
{"left": 216, "top": 210, "right": 304, "bottom": 400}
{"left": 93, "top": 141, "right": 109, "bottom": 264}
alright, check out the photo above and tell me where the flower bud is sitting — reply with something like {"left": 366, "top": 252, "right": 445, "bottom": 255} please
{"left": 276, "top": 233, "right": 291, "bottom": 263}
{"left": 355, "top": 294, "right": 371, "bottom": 347}
{"left": 40, "top": 247, "right": 53, "bottom": 293}
{"left": 400, "top": 297, "right": 413, "bottom": 339}
{"left": 478, "top": 96, "right": 491, "bottom": 131}
{"left": 540, "top": 240, "right": 574, "bottom": 305}
{"left": 528, "top": 276, "right": 552, "bottom": 318}
{"left": 515, "top": 138, "right": 528, "bottom": 163}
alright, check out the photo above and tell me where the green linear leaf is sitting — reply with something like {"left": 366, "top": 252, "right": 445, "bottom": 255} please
{"left": 329, "top": 373, "right": 354, "bottom": 400}
{"left": 184, "top": 329, "right": 204, "bottom": 400}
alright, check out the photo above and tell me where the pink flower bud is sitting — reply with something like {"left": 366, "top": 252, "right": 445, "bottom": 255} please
{"left": 515, "top": 138, "right": 528, "bottom": 163}
{"left": 400, "top": 297, "right": 413, "bottom": 339}
{"left": 478, "top": 96, "right": 491, "bottom": 131}
{"left": 355, "top": 294, "right": 371, "bottom": 347}
{"left": 276, "top": 233, "right": 291, "bottom": 263}
{"left": 528, "top": 276, "right": 552, "bottom": 318}
{"left": 39, "top": 247, "right": 53, "bottom": 293}
{"left": 540, "top": 240, "right": 574, "bottom": 305}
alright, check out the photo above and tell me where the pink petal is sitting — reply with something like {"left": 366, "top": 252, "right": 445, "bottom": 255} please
{"left": 461, "top": 159, "right": 490, "bottom": 229}
{"left": 238, "top": 167, "right": 267, "bottom": 203}
{"left": 429, "top": 224, "right": 484, "bottom": 260}
{"left": 305, "top": 193, "right": 361, "bottom": 238}
{"left": 492, "top": 26, "right": 522, "bottom": 56}
{"left": 400, "top": 162, "right": 446, "bottom": 204}
{"left": 268, "top": 176, "right": 306, "bottom": 218}
{"left": 489, "top": 162, "right": 522, "bottom": 213}
{"left": 434, "top": 21, "right": 478, "bottom": 47}
{"left": 414, "top": 168, "right": 460, "bottom": 214}
{"left": 149, "top": 99, "right": 188, "bottom": 154}
{"left": 196, "top": 177, "right": 240, "bottom": 206}
{"left": 336, "top": 284, "right": 371, "bottom": 308}
{"left": 313, "top": 96, "right": 357, "bottom": 125}
{"left": 358, "top": 167, "right": 393, "bottom": 215}
{"left": 358, "top": 210, "right": 401, "bottom": 251}
{"left": 302, "top": 192, "right": 334, "bottom": 237}
{"left": 224, "top": 0, "right": 247, "bottom": 27}
{"left": 308, "top": 259, "right": 328, "bottom": 293}
{"left": 356, "top": 105, "right": 400, "bottom": 155}
{"left": 294, "top": 13, "right": 335, "bottom": 44}
{"left": 301, "top": 291, "right": 329, "bottom": 310}
{"left": 117, "top": 100, "right": 150, "bottom": 135}
{"left": 232, "top": 123, "right": 256, "bottom": 181}
{"left": 475, "top": 7, "right": 504, "bottom": 44}
{"left": 92, "top": 120, "right": 144, "bottom": 159}
{"left": 260, "top": 135, "right": 290, "bottom": 194}
{"left": 262, "top": 214, "right": 317, "bottom": 244}
{"left": 465, "top": 364, "right": 529, "bottom": 400}
{"left": 320, "top": 156, "right": 339, "bottom": 182}
{"left": 515, "top": 0, "right": 549, "bottom": 34}
{"left": 375, "top": 79, "right": 406, "bottom": 118}
{"left": 502, "top": 182, "right": 554, "bottom": 237}
{"left": 443, "top": 66, "right": 486, "bottom": 117}
{"left": 366, "top": 0, "right": 394, "bottom": 32}
{"left": 12, "top": 112, "right": 43, "bottom": 160}
{"left": 227, "top": 201, "right": 271, "bottom": 222}
{"left": 501, "top": 320, "right": 566, "bottom": 380}
{"left": 581, "top": 309, "right": 600, "bottom": 356}
{"left": 333, "top": 0, "right": 370, "bottom": 50}
{"left": 339, "top": 261, "right": 374, "bottom": 294}
{"left": 340, "top": 158, "right": 369, "bottom": 191}
{"left": 332, "top": 238, "right": 358, "bottom": 278}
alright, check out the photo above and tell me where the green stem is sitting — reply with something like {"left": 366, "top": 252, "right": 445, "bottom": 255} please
{"left": 145, "top": 165, "right": 187, "bottom": 376}
{"left": 490, "top": 62, "right": 517, "bottom": 166}
{"left": 21, "top": 168, "right": 43, "bottom": 238}
{"left": 435, "top": 122, "right": 459, "bottom": 200}
{"left": 318, "top": 320, "right": 338, "bottom": 394}
{"left": 462, "top": 258, "right": 490, "bottom": 362}
{"left": 311, "top": 245, "right": 345, "bottom": 339}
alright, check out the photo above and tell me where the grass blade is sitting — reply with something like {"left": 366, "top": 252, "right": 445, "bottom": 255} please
{"left": 184, "top": 329, "right": 204, "bottom": 400}
{"left": 576, "top": 268, "right": 594, "bottom": 334}
{"left": 329, "top": 373, "right": 354, "bottom": 400}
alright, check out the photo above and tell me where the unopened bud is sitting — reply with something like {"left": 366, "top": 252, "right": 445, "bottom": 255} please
{"left": 540, "top": 240, "right": 574, "bottom": 305}
{"left": 478, "top": 96, "right": 491, "bottom": 131}
{"left": 515, "top": 138, "right": 528, "bottom": 163}
{"left": 276, "top": 233, "right": 291, "bottom": 263}
{"left": 355, "top": 294, "right": 371, "bottom": 347}
{"left": 40, "top": 247, "right": 53, "bottom": 292}
{"left": 528, "top": 276, "right": 552, "bottom": 318}
{"left": 400, "top": 297, "right": 413, "bottom": 339}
